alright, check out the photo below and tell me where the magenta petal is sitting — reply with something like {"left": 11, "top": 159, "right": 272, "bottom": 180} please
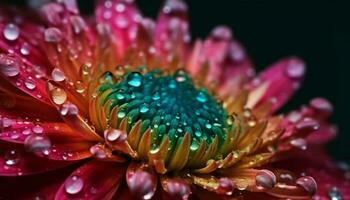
{"left": 0, "top": 141, "right": 74, "bottom": 176}
{"left": 55, "top": 160, "right": 125, "bottom": 200}
{"left": 155, "top": 0, "right": 190, "bottom": 65}
{"left": 248, "top": 57, "right": 305, "bottom": 112}
{"left": 95, "top": 0, "right": 142, "bottom": 58}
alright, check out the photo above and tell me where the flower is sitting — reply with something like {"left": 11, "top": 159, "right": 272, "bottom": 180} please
{"left": 0, "top": 0, "right": 348, "bottom": 199}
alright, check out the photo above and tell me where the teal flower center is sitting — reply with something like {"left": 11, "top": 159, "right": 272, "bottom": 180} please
{"left": 98, "top": 69, "right": 231, "bottom": 149}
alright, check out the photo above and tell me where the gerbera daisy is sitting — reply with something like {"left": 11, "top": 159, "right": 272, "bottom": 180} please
{"left": 0, "top": 0, "right": 349, "bottom": 199}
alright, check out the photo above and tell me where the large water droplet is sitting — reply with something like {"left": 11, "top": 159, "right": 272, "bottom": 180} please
{"left": 90, "top": 144, "right": 109, "bottom": 159}
{"left": 104, "top": 129, "right": 127, "bottom": 143}
{"left": 50, "top": 88, "right": 67, "bottom": 105}
{"left": 196, "top": 92, "right": 207, "bottom": 103}
{"left": 64, "top": 175, "right": 84, "bottom": 195}
{"left": 296, "top": 176, "right": 317, "bottom": 195}
{"left": 255, "top": 170, "right": 276, "bottom": 189}
{"left": 32, "top": 125, "right": 44, "bottom": 134}
{"left": 190, "top": 139, "right": 199, "bottom": 151}
{"left": 3, "top": 23, "right": 20, "bottom": 41}
{"left": 0, "top": 55, "right": 20, "bottom": 77}
{"left": 24, "top": 134, "right": 51, "bottom": 153}
{"left": 60, "top": 103, "right": 78, "bottom": 116}
{"left": 4, "top": 149, "right": 20, "bottom": 166}
{"left": 24, "top": 77, "right": 36, "bottom": 90}
{"left": 217, "top": 178, "right": 234, "bottom": 195}
{"left": 127, "top": 72, "right": 143, "bottom": 87}
{"left": 51, "top": 68, "right": 66, "bottom": 82}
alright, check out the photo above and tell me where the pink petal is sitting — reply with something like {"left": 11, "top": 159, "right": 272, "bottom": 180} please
{"left": 0, "top": 141, "right": 74, "bottom": 176}
{"left": 247, "top": 57, "right": 305, "bottom": 112}
{"left": 55, "top": 160, "right": 125, "bottom": 200}
{"left": 155, "top": 0, "right": 190, "bottom": 65}
{"left": 95, "top": 0, "right": 143, "bottom": 58}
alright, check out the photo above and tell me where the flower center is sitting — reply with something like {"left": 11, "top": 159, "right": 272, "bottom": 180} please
{"left": 92, "top": 68, "right": 234, "bottom": 170}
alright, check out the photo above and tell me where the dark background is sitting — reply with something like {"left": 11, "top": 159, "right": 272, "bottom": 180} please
{"left": 4, "top": 0, "right": 349, "bottom": 162}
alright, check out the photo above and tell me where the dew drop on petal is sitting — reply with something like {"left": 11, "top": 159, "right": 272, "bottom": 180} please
{"left": 24, "top": 77, "right": 36, "bottom": 90}
{"left": 0, "top": 55, "right": 20, "bottom": 77}
{"left": 60, "top": 103, "right": 78, "bottom": 116}
{"left": 140, "top": 104, "right": 150, "bottom": 113}
{"left": 89, "top": 144, "right": 108, "bottom": 159}
{"left": 255, "top": 170, "right": 276, "bottom": 189}
{"left": 32, "top": 125, "right": 44, "bottom": 133}
{"left": 296, "top": 176, "right": 317, "bottom": 195}
{"left": 290, "top": 138, "right": 307, "bottom": 150}
{"left": 44, "top": 27, "right": 63, "bottom": 42}
{"left": 51, "top": 68, "right": 66, "bottom": 82}
{"left": 104, "top": 129, "right": 127, "bottom": 143}
{"left": 286, "top": 59, "right": 305, "bottom": 78}
{"left": 4, "top": 149, "right": 20, "bottom": 166}
{"left": 50, "top": 88, "right": 67, "bottom": 105}
{"left": 3, "top": 23, "right": 20, "bottom": 41}
{"left": 64, "top": 175, "right": 84, "bottom": 195}
{"left": 20, "top": 42, "right": 30, "bottom": 56}
{"left": 24, "top": 134, "right": 51, "bottom": 152}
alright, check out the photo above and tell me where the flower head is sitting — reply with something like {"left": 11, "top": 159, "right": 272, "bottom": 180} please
{"left": 0, "top": 0, "right": 349, "bottom": 199}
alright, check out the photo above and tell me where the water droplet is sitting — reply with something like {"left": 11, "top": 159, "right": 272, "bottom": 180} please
{"left": 60, "top": 103, "right": 79, "bottom": 116}
{"left": 90, "top": 144, "right": 109, "bottom": 159}
{"left": 127, "top": 72, "right": 143, "bottom": 87}
{"left": 174, "top": 69, "right": 187, "bottom": 82}
{"left": 168, "top": 79, "right": 177, "bottom": 89}
{"left": 51, "top": 68, "right": 66, "bottom": 82}
{"left": 140, "top": 104, "right": 150, "bottom": 113}
{"left": 0, "top": 117, "right": 12, "bottom": 128}
{"left": 211, "top": 26, "right": 232, "bottom": 41}
{"left": 152, "top": 93, "right": 160, "bottom": 100}
{"left": 74, "top": 81, "right": 86, "bottom": 94}
{"left": 217, "top": 178, "right": 234, "bottom": 195}
{"left": 328, "top": 187, "right": 343, "bottom": 200}
{"left": 115, "top": 3, "right": 125, "bottom": 12}
{"left": 290, "top": 138, "right": 307, "bottom": 150}
{"left": 286, "top": 58, "right": 305, "bottom": 78}
{"left": 64, "top": 175, "right": 84, "bottom": 195}
{"left": 44, "top": 27, "right": 63, "bottom": 42}
{"left": 3, "top": 23, "right": 20, "bottom": 41}
{"left": 24, "top": 77, "right": 36, "bottom": 90}
{"left": 20, "top": 42, "right": 30, "bottom": 56}
{"left": 205, "top": 123, "right": 212, "bottom": 129}
{"left": 4, "top": 149, "right": 20, "bottom": 166}
{"left": 50, "top": 87, "right": 67, "bottom": 105}
{"left": 196, "top": 92, "right": 207, "bottom": 103}
{"left": 190, "top": 139, "right": 199, "bottom": 151}
{"left": 310, "top": 98, "right": 333, "bottom": 113}
{"left": 118, "top": 111, "right": 126, "bottom": 118}
{"left": 0, "top": 55, "right": 20, "bottom": 77}
{"left": 24, "top": 134, "right": 51, "bottom": 152}
{"left": 104, "top": 129, "right": 127, "bottom": 143}
{"left": 255, "top": 170, "right": 276, "bottom": 189}
{"left": 32, "top": 125, "right": 43, "bottom": 133}
{"left": 194, "top": 131, "right": 202, "bottom": 137}
{"left": 296, "top": 176, "right": 317, "bottom": 195}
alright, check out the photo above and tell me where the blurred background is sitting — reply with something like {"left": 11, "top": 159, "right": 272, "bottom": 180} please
{"left": 3, "top": 0, "right": 349, "bottom": 163}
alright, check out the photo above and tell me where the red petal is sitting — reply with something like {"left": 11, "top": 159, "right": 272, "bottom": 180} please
{"left": 95, "top": 0, "right": 142, "bottom": 58}
{"left": 272, "top": 147, "right": 350, "bottom": 199}
{"left": 55, "top": 160, "right": 125, "bottom": 200}
{"left": 247, "top": 57, "right": 305, "bottom": 112}
{"left": 0, "top": 141, "right": 74, "bottom": 176}
{"left": 155, "top": 0, "right": 190, "bottom": 66}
